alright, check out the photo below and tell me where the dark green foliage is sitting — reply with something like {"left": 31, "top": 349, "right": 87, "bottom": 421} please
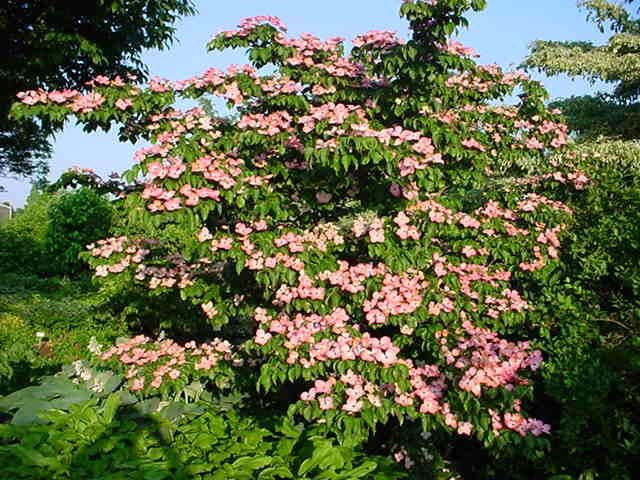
{"left": 523, "top": 3, "right": 640, "bottom": 473}
{"left": 0, "top": 394, "right": 405, "bottom": 480}
{"left": 565, "top": 143, "right": 640, "bottom": 324}
{"left": 523, "top": 140, "right": 640, "bottom": 479}
{"left": 548, "top": 94, "right": 640, "bottom": 140}
{"left": 45, "top": 188, "right": 114, "bottom": 276}
{"left": 552, "top": 143, "right": 640, "bottom": 478}
{"left": 0, "top": 0, "right": 195, "bottom": 182}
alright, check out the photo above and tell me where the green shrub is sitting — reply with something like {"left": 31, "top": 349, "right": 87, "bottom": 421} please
{"left": 0, "top": 188, "right": 52, "bottom": 275}
{"left": 44, "top": 188, "right": 114, "bottom": 276}
{"left": 531, "top": 139, "right": 640, "bottom": 479}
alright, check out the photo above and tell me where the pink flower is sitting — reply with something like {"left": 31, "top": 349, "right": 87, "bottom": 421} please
{"left": 197, "top": 227, "right": 213, "bottom": 242}
{"left": 164, "top": 198, "right": 182, "bottom": 211}
{"left": 115, "top": 98, "right": 133, "bottom": 110}
{"left": 457, "top": 422, "right": 473, "bottom": 435}
{"left": 201, "top": 301, "right": 218, "bottom": 318}
{"left": 315, "top": 191, "right": 332, "bottom": 204}
{"left": 131, "top": 377, "right": 145, "bottom": 391}
{"left": 255, "top": 328, "right": 272, "bottom": 345}
{"left": 461, "top": 138, "right": 486, "bottom": 152}
{"left": 318, "top": 396, "right": 334, "bottom": 410}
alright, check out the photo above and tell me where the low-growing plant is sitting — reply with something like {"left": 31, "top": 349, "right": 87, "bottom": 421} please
{"left": 0, "top": 274, "right": 126, "bottom": 395}
{"left": 0, "top": 386, "right": 405, "bottom": 479}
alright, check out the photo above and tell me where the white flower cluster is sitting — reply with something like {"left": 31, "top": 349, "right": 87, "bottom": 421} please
{"left": 71, "top": 360, "right": 105, "bottom": 393}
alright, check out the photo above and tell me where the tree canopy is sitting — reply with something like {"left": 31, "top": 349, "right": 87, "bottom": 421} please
{"left": 0, "top": 0, "right": 195, "bottom": 182}
{"left": 523, "top": 0, "right": 640, "bottom": 139}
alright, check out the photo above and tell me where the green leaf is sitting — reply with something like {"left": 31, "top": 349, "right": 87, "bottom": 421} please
{"left": 102, "top": 393, "right": 121, "bottom": 424}
{"left": 231, "top": 455, "right": 273, "bottom": 471}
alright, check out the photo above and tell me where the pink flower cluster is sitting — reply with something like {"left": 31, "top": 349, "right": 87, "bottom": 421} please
{"left": 309, "top": 333, "right": 401, "bottom": 368}
{"left": 438, "top": 40, "right": 479, "bottom": 58}
{"left": 69, "top": 92, "right": 105, "bottom": 113}
{"left": 446, "top": 66, "right": 528, "bottom": 94}
{"left": 299, "top": 103, "right": 366, "bottom": 133}
{"left": 254, "top": 307, "right": 401, "bottom": 368}
{"left": 88, "top": 237, "right": 151, "bottom": 277}
{"left": 351, "top": 217, "right": 386, "bottom": 243}
{"left": 274, "top": 272, "right": 326, "bottom": 305}
{"left": 219, "top": 15, "right": 288, "bottom": 38}
{"left": 274, "top": 223, "right": 344, "bottom": 253}
{"left": 363, "top": 271, "right": 428, "bottom": 324}
{"left": 87, "top": 236, "right": 130, "bottom": 258}
{"left": 393, "top": 212, "right": 421, "bottom": 240}
{"left": 17, "top": 73, "right": 130, "bottom": 108}
{"left": 300, "top": 377, "right": 337, "bottom": 410}
{"left": 399, "top": 148, "right": 444, "bottom": 177}
{"left": 273, "top": 32, "right": 363, "bottom": 78}
{"left": 431, "top": 252, "right": 512, "bottom": 301}
{"left": 461, "top": 138, "right": 486, "bottom": 152}
{"left": 146, "top": 156, "right": 186, "bottom": 180}
{"left": 254, "top": 307, "right": 349, "bottom": 348}
{"left": 100, "top": 335, "right": 234, "bottom": 391}
{"left": 295, "top": 323, "right": 547, "bottom": 436}
{"left": 476, "top": 200, "right": 518, "bottom": 221}
{"left": 484, "top": 289, "right": 530, "bottom": 319}
{"left": 18, "top": 88, "right": 76, "bottom": 105}
{"left": 318, "top": 261, "right": 387, "bottom": 294}
{"left": 517, "top": 193, "right": 572, "bottom": 215}
{"left": 352, "top": 30, "right": 404, "bottom": 50}
{"left": 490, "top": 400, "right": 551, "bottom": 436}
{"left": 257, "top": 76, "right": 304, "bottom": 96}
{"left": 128, "top": 255, "right": 214, "bottom": 290}
{"left": 438, "top": 321, "right": 542, "bottom": 397}
{"left": 519, "top": 246, "right": 547, "bottom": 272}
{"left": 238, "top": 111, "right": 293, "bottom": 136}
{"left": 300, "top": 371, "right": 382, "bottom": 414}
{"left": 191, "top": 153, "right": 245, "bottom": 188}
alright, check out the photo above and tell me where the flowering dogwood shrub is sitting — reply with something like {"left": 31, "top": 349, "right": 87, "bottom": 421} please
{"left": 13, "top": 0, "right": 588, "bottom": 469}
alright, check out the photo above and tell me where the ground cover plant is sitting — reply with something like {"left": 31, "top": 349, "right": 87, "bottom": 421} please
{"left": 2, "top": 0, "right": 639, "bottom": 478}
{"left": 0, "top": 273, "right": 126, "bottom": 396}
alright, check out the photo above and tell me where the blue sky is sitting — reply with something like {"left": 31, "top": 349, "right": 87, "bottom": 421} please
{"left": 2, "top": 0, "right": 610, "bottom": 207}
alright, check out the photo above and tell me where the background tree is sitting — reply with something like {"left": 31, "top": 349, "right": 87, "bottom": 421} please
{"left": 0, "top": 187, "right": 52, "bottom": 275}
{"left": 0, "top": 0, "right": 195, "bottom": 183}
{"left": 523, "top": 0, "right": 640, "bottom": 139}
{"left": 523, "top": 2, "right": 640, "bottom": 477}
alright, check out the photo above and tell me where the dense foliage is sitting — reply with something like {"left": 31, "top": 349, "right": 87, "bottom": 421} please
{"left": 524, "top": 4, "right": 640, "bottom": 476}
{"left": 1, "top": 0, "right": 638, "bottom": 478}
{"left": 45, "top": 187, "right": 114, "bottom": 276}
{"left": 0, "top": 180, "right": 114, "bottom": 277}
{"left": 0, "top": 274, "right": 126, "bottom": 396}
{"left": 0, "top": 188, "right": 51, "bottom": 274}
{"left": 0, "top": 384, "right": 403, "bottom": 480}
